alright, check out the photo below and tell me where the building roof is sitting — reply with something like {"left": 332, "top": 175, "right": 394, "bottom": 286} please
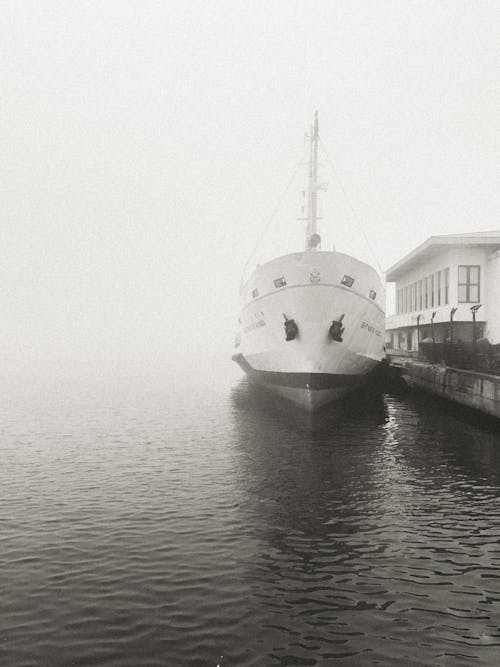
{"left": 386, "top": 230, "right": 500, "bottom": 282}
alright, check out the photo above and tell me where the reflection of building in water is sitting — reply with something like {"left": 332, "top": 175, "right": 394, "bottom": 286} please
{"left": 386, "top": 391, "right": 500, "bottom": 489}
{"left": 385, "top": 231, "right": 500, "bottom": 353}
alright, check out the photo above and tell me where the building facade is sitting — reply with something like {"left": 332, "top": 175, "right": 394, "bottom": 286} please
{"left": 385, "top": 231, "right": 500, "bottom": 352}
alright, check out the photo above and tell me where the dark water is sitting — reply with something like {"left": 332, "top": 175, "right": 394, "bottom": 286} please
{"left": 2, "top": 373, "right": 500, "bottom": 666}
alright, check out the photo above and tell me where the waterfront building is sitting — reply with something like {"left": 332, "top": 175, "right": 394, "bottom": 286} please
{"left": 385, "top": 231, "right": 500, "bottom": 353}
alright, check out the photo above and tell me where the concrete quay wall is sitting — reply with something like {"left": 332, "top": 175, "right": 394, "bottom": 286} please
{"left": 400, "top": 360, "right": 500, "bottom": 419}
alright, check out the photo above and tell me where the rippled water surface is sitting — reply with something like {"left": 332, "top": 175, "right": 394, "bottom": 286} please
{"left": 2, "top": 373, "right": 500, "bottom": 666}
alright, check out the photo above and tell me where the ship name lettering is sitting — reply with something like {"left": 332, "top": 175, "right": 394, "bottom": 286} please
{"left": 361, "top": 321, "right": 381, "bottom": 336}
{"left": 243, "top": 319, "right": 266, "bottom": 333}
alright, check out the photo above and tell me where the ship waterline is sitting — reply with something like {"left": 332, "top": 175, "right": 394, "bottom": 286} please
{"left": 231, "top": 354, "right": 365, "bottom": 410}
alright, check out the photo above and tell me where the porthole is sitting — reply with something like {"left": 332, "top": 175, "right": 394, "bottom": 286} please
{"left": 341, "top": 275, "right": 354, "bottom": 288}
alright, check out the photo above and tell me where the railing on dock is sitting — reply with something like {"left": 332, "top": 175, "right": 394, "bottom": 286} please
{"left": 419, "top": 341, "right": 500, "bottom": 374}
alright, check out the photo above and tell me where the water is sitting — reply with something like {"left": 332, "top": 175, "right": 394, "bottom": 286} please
{"left": 2, "top": 372, "right": 500, "bottom": 666}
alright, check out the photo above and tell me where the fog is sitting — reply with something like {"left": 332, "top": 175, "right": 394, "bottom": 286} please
{"left": 2, "top": 1, "right": 499, "bottom": 391}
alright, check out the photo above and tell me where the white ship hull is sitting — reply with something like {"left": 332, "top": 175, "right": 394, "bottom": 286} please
{"left": 233, "top": 250, "right": 385, "bottom": 411}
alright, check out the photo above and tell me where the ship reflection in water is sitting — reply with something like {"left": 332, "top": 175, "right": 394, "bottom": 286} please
{"left": 229, "top": 379, "right": 500, "bottom": 666}
{"left": 2, "top": 378, "right": 500, "bottom": 666}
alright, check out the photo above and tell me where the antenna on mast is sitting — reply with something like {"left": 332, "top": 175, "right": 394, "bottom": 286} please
{"left": 305, "top": 110, "right": 321, "bottom": 250}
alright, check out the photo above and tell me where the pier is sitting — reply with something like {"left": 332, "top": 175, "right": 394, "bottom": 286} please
{"left": 387, "top": 353, "right": 500, "bottom": 420}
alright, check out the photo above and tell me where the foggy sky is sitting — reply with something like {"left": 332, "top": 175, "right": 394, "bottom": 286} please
{"left": 2, "top": 1, "right": 499, "bottom": 389}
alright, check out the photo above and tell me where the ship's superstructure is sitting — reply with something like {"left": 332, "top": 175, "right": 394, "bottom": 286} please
{"left": 232, "top": 113, "right": 385, "bottom": 410}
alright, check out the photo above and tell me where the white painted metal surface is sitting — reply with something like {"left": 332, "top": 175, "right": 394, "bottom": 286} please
{"left": 233, "top": 251, "right": 385, "bottom": 409}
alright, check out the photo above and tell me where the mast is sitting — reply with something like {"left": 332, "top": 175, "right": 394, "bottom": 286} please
{"left": 305, "top": 110, "right": 321, "bottom": 250}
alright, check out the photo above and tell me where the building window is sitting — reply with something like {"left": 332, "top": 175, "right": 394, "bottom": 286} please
{"left": 369, "top": 289, "right": 376, "bottom": 300}
{"left": 458, "top": 265, "right": 480, "bottom": 303}
{"left": 430, "top": 274, "right": 434, "bottom": 308}
{"left": 444, "top": 267, "right": 449, "bottom": 304}
{"left": 418, "top": 280, "right": 422, "bottom": 310}
{"left": 274, "top": 276, "right": 286, "bottom": 288}
{"left": 436, "top": 271, "right": 441, "bottom": 306}
{"left": 413, "top": 282, "right": 417, "bottom": 312}
{"left": 341, "top": 275, "right": 354, "bottom": 287}
{"left": 252, "top": 288, "right": 259, "bottom": 298}
{"left": 424, "top": 277, "right": 428, "bottom": 308}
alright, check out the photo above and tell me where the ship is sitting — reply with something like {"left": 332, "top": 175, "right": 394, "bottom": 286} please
{"left": 232, "top": 112, "right": 385, "bottom": 410}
